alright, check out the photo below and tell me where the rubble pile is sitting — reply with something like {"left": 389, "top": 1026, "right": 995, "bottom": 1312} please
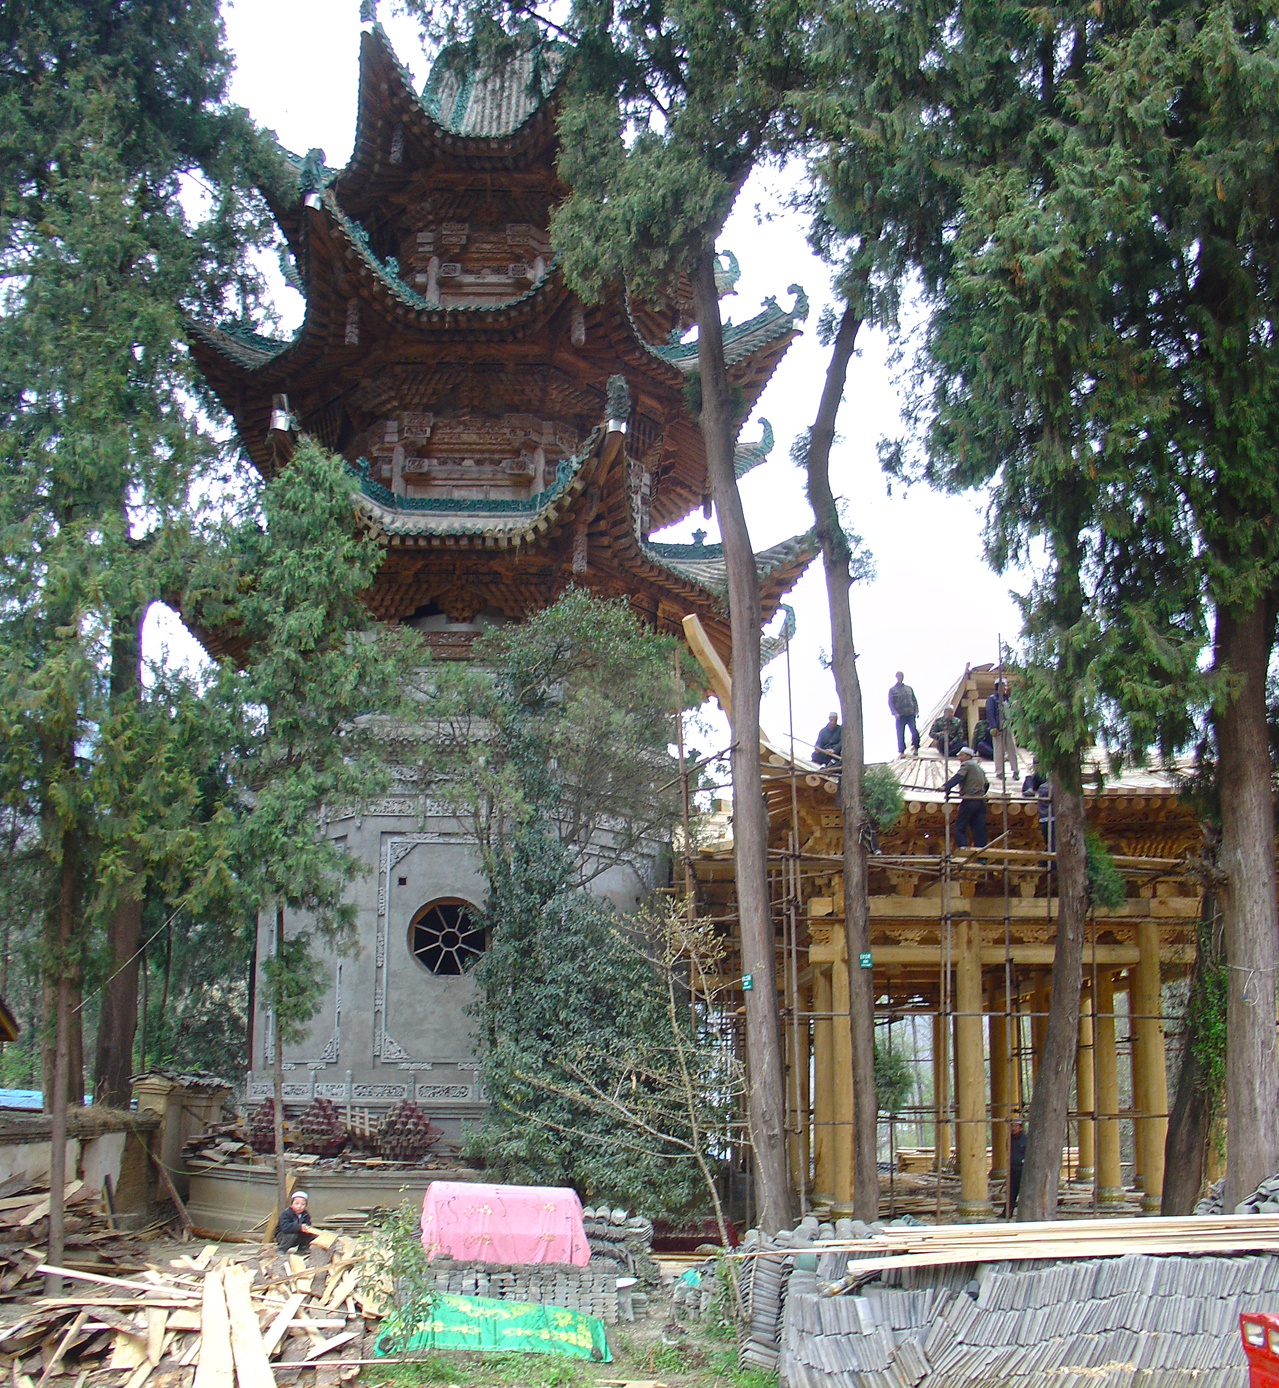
{"left": 0, "top": 1233, "right": 390, "bottom": 1387}
{"left": 374, "top": 1101, "right": 441, "bottom": 1162}
{"left": 0, "top": 1177, "right": 152, "bottom": 1298}
{"left": 297, "top": 1099, "right": 347, "bottom": 1159}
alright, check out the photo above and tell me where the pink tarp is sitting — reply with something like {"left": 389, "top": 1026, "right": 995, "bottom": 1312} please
{"left": 420, "top": 1181, "right": 591, "bottom": 1265}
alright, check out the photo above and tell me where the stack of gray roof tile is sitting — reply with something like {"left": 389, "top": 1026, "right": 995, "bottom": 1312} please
{"left": 780, "top": 1250, "right": 1279, "bottom": 1386}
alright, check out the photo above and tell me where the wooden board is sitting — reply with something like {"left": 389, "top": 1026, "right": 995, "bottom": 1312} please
{"left": 192, "top": 1267, "right": 232, "bottom": 1388}
{"left": 261, "top": 1294, "right": 305, "bottom": 1358}
{"left": 223, "top": 1266, "right": 276, "bottom": 1388}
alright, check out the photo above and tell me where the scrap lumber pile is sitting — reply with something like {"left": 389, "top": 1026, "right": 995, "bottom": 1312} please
{"left": 0, "top": 1178, "right": 152, "bottom": 1296}
{"left": 0, "top": 1238, "right": 391, "bottom": 1388}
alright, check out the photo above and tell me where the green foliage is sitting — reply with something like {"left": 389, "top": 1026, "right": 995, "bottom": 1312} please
{"left": 1084, "top": 833, "right": 1127, "bottom": 913}
{"left": 1188, "top": 914, "right": 1228, "bottom": 1105}
{"left": 365, "top": 1200, "right": 437, "bottom": 1341}
{"left": 441, "top": 592, "right": 727, "bottom": 1213}
{"left": 0, "top": 0, "right": 277, "bottom": 1095}
{"left": 862, "top": 765, "right": 903, "bottom": 832}
{"left": 203, "top": 437, "right": 426, "bottom": 1039}
{"left": 873, "top": 1042, "right": 912, "bottom": 1114}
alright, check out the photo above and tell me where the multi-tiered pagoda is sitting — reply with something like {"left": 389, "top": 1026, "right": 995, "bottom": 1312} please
{"left": 190, "top": 24, "right": 813, "bottom": 1125}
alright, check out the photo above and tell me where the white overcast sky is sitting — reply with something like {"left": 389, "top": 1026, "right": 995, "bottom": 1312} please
{"left": 201, "top": 0, "right": 1028, "bottom": 764}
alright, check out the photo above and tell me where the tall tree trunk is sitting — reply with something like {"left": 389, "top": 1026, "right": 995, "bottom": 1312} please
{"left": 691, "top": 247, "right": 792, "bottom": 1231}
{"left": 45, "top": 828, "right": 77, "bottom": 1295}
{"left": 1213, "top": 596, "right": 1279, "bottom": 1211}
{"left": 94, "top": 608, "right": 145, "bottom": 1107}
{"left": 273, "top": 906, "right": 289, "bottom": 1218}
{"left": 1161, "top": 891, "right": 1223, "bottom": 1214}
{"left": 1018, "top": 772, "right": 1088, "bottom": 1220}
{"left": 802, "top": 300, "right": 878, "bottom": 1219}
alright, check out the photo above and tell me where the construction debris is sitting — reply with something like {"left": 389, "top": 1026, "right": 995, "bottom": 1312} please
{"left": 0, "top": 1176, "right": 152, "bottom": 1295}
{"left": 0, "top": 1234, "right": 391, "bottom": 1388}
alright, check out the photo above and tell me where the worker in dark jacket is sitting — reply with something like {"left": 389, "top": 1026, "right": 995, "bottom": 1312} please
{"left": 942, "top": 747, "right": 989, "bottom": 848}
{"left": 1007, "top": 1120, "right": 1026, "bottom": 1217}
{"left": 888, "top": 672, "right": 920, "bottom": 755}
{"left": 275, "top": 1191, "right": 315, "bottom": 1254}
{"left": 1022, "top": 770, "right": 1055, "bottom": 849}
{"left": 930, "top": 706, "right": 964, "bottom": 756}
{"left": 813, "top": 712, "right": 842, "bottom": 768}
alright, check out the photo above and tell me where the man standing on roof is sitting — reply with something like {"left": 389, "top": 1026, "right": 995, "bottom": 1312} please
{"left": 813, "top": 712, "right": 842, "bottom": 768}
{"left": 888, "top": 672, "right": 920, "bottom": 756}
{"left": 942, "top": 747, "right": 989, "bottom": 849}
{"left": 985, "top": 679, "right": 1020, "bottom": 782}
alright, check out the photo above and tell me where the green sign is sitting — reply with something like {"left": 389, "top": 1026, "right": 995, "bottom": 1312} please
{"left": 859, "top": 952, "right": 872, "bottom": 969}
{"left": 374, "top": 1293, "right": 611, "bottom": 1362}
{"left": 741, "top": 972, "right": 753, "bottom": 990}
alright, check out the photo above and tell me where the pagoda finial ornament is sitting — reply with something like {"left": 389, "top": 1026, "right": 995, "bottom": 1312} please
{"left": 359, "top": 0, "right": 377, "bottom": 23}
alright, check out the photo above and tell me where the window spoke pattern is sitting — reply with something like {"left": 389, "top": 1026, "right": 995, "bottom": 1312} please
{"left": 410, "top": 900, "right": 485, "bottom": 976}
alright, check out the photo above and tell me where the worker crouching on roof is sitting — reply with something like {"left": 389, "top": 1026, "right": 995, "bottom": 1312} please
{"left": 942, "top": 747, "right": 989, "bottom": 849}
{"left": 275, "top": 1190, "right": 315, "bottom": 1254}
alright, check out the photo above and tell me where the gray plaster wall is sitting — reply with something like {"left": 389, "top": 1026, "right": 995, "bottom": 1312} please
{"left": 246, "top": 793, "right": 666, "bottom": 1140}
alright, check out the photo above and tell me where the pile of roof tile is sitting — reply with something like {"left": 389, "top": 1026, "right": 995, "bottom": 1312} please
{"left": 780, "top": 1248, "right": 1276, "bottom": 1387}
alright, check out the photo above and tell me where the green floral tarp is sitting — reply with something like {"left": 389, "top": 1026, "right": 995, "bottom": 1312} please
{"left": 372, "top": 1292, "right": 611, "bottom": 1361}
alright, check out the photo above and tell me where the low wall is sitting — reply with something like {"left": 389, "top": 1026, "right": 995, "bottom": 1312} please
{"left": 0, "top": 1107, "right": 160, "bottom": 1214}
{"left": 184, "top": 1161, "right": 481, "bottom": 1236}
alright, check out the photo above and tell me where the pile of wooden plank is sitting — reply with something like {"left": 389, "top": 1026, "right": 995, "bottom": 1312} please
{"left": 798, "top": 1213, "right": 1279, "bottom": 1282}
{"left": 0, "top": 1238, "right": 392, "bottom": 1388}
{"left": 0, "top": 1178, "right": 152, "bottom": 1297}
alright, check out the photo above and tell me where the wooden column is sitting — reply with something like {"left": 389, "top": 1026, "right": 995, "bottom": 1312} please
{"left": 932, "top": 1011, "right": 951, "bottom": 1172}
{"left": 788, "top": 983, "right": 812, "bottom": 1197}
{"left": 1133, "top": 921, "right": 1168, "bottom": 1213}
{"left": 812, "top": 967, "right": 834, "bottom": 1203}
{"left": 988, "top": 977, "right": 1009, "bottom": 1183}
{"left": 1075, "top": 987, "right": 1095, "bottom": 1183}
{"left": 1094, "top": 968, "right": 1125, "bottom": 1205}
{"left": 831, "top": 942, "right": 854, "bottom": 1206}
{"left": 955, "top": 921, "right": 992, "bottom": 1218}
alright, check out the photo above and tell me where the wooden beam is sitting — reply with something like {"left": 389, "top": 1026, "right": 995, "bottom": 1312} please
{"left": 682, "top": 613, "right": 731, "bottom": 713}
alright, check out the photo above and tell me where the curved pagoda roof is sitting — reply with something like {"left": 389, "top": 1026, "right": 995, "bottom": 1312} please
{"left": 187, "top": 23, "right": 815, "bottom": 666}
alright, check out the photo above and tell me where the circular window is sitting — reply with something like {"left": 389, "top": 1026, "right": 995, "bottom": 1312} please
{"left": 409, "top": 900, "right": 485, "bottom": 976}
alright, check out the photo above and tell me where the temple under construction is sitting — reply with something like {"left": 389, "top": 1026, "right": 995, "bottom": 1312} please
{"left": 681, "top": 648, "right": 1203, "bottom": 1220}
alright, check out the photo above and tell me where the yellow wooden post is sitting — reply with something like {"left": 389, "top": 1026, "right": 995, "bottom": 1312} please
{"left": 1076, "top": 986, "right": 1095, "bottom": 1183}
{"left": 812, "top": 967, "right": 834, "bottom": 1203}
{"left": 1133, "top": 921, "right": 1168, "bottom": 1213}
{"left": 1094, "top": 968, "right": 1125, "bottom": 1206}
{"left": 932, "top": 1011, "right": 951, "bottom": 1172}
{"left": 955, "top": 920, "right": 992, "bottom": 1218}
{"left": 988, "top": 977, "right": 1009, "bottom": 1184}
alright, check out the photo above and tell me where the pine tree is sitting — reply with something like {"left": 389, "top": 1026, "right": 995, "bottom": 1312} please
{"left": 0, "top": 0, "right": 271, "bottom": 1284}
